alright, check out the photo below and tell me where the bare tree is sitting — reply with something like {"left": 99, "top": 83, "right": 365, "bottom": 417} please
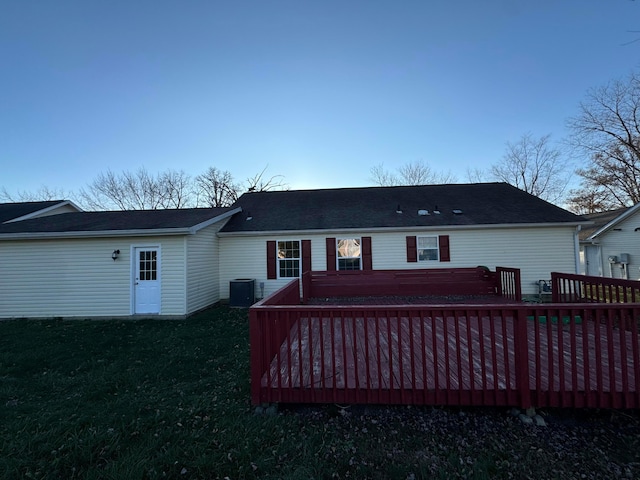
{"left": 369, "top": 163, "right": 398, "bottom": 187}
{"left": 491, "top": 133, "right": 569, "bottom": 203}
{"left": 78, "top": 168, "right": 194, "bottom": 210}
{"left": 3, "top": 165, "right": 287, "bottom": 210}
{"left": 194, "top": 167, "right": 239, "bottom": 207}
{"left": 567, "top": 71, "right": 640, "bottom": 209}
{"left": 1, "top": 185, "right": 70, "bottom": 202}
{"left": 159, "top": 169, "right": 195, "bottom": 208}
{"left": 370, "top": 161, "right": 457, "bottom": 186}
{"left": 465, "top": 167, "right": 489, "bottom": 183}
{"left": 565, "top": 184, "right": 618, "bottom": 214}
{"left": 245, "top": 166, "right": 288, "bottom": 193}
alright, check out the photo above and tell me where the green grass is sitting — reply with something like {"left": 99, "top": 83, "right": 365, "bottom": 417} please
{"left": 1, "top": 306, "right": 639, "bottom": 479}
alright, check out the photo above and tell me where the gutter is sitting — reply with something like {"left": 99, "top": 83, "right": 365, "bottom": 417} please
{"left": 217, "top": 221, "right": 593, "bottom": 237}
{"left": 0, "top": 228, "right": 196, "bottom": 240}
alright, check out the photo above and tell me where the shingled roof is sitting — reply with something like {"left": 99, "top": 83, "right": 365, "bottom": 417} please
{"left": 0, "top": 200, "right": 70, "bottom": 223}
{"left": 577, "top": 207, "right": 630, "bottom": 241}
{"left": 0, "top": 207, "right": 239, "bottom": 238}
{"left": 220, "top": 183, "right": 588, "bottom": 233}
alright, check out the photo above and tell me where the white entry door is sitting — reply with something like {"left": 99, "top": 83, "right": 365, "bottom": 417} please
{"left": 585, "top": 245, "right": 602, "bottom": 277}
{"left": 134, "top": 247, "right": 161, "bottom": 314}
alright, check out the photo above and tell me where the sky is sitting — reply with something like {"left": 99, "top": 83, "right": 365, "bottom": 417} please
{"left": 1, "top": 0, "right": 639, "bottom": 199}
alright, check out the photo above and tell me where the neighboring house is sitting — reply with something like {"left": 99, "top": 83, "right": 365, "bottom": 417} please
{"left": 0, "top": 183, "right": 590, "bottom": 319}
{"left": 218, "top": 183, "right": 589, "bottom": 300}
{"left": 579, "top": 204, "right": 640, "bottom": 280}
{"left": 0, "top": 206, "right": 240, "bottom": 319}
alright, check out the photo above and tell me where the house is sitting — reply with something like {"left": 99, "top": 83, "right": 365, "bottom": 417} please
{"left": 579, "top": 204, "right": 640, "bottom": 279}
{"left": 0, "top": 183, "right": 590, "bottom": 319}
{"left": 218, "top": 183, "right": 589, "bottom": 301}
{"left": 0, "top": 204, "right": 239, "bottom": 318}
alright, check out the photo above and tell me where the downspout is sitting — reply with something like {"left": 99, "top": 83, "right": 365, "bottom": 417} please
{"left": 574, "top": 225, "right": 582, "bottom": 274}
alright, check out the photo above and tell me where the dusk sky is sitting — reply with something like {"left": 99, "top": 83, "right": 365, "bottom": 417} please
{"left": 1, "top": 1, "right": 639, "bottom": 199}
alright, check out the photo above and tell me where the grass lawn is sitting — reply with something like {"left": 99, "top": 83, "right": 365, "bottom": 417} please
{"left": 1, "top": 306, "right": 640, "bottom": 479}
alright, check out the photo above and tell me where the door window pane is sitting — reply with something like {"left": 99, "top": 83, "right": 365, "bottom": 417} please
{"left": 139, "top": 251, "right": 157, "bottom": 280}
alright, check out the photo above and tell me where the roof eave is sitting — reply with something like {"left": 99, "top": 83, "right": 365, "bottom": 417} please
{"left": 586, "top": 203, "right": 640, "bottom": 240}
{"left": 0, "top": 228, "right": 195, "bottom": 240}
{"left": 4, "top": 200, "right": 83, "bottom": 223}
{"left": 218, "top": 221, "right": 591, "bottom": 237}
{"left": 188, "top": 207, "right": 242, "bottom": 233}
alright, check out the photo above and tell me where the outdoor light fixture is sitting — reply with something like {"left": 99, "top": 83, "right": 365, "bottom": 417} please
{"left": 111, "top": 249, "right": 120, "bottom": 261}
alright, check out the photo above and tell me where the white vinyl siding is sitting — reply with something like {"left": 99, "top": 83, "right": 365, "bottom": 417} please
{"left": 373, "top": 227, "right": 577, "bottom": 295}
{"left": 186, "top": 222, "right": 225, "bottom": 314}
{"left": 0, "top": 235, "right": 187, "bottom": 319}
{"left": 219, "top": 226, "right": 578, "bottom": 299}
{"left": 587, "top": 213, "right": 640, "bottom": 280}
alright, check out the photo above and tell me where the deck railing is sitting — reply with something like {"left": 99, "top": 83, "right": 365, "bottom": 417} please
{"left": 496, "top": 266, "right": 522, "bottom": 302}
{"left": 301, "top": 267, "right": 515, "bottom": 301}
{"left": 250, "top": 287, "right": 640, "bottom": 409}
{"left": 551, "top": 272, "right": 640, "bottom": 304}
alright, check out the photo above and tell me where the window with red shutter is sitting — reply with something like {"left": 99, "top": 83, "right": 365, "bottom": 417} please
{"left": 302, "top": 239, "right": 311, "bottom": 273}
{"left": 362, "top": 236, "right": 372, "bottom": 270}
{"left": 326, "top": 237, "right": 336, "bottom": 271}
{"left": 266, "top": 240, "right": 277, "bottom": 279}
{"left": 438, "top": 235, "right": 450, "bottom": 262}
{"left": 406, "top": 236, "right": 417, "bottom": 262}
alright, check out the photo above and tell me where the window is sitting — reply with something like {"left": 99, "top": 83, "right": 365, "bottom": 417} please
{"left": 139, "top": 250, "right": 157, "bottom": 280}
{"left": 417, "top": 236, "right": 439, "bottom": 261}
{"left": 337, "top": 238, "right": 361, "bottom": 270}
{"left": 277, "top": 240, "right": 300, "bottom": 278}
{"left": 406, "top": 235, "right": 450, "bottom": 262}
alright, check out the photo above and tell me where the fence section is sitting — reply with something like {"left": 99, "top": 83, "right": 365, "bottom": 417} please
{"left": 551, "top": 272, "right": 640, "bottom": 303}
{"left": 251, "top": 293, "right": 640, "bottom": 409}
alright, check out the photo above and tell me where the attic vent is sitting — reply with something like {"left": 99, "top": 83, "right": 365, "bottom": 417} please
{"left": 434, "top": 205, "right": 441, "bottom": 214}
{"left": 452, "top": 209, "right": 463, "bottom": 215}
{"left": 396, "top": 204, "right": 403, "bottom": 214}
{"left": 418, "top": 209, "right": 429, "bottom": 216}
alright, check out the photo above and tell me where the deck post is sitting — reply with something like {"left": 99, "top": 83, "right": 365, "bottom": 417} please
{"left": 249, "top": 308, "right": 263, "bottom": 405}
{"left": 551, "top": 273, "right": 560, "bottom": 303}
{"left": 514, "top": 307, "right": 532, "bottom": 409}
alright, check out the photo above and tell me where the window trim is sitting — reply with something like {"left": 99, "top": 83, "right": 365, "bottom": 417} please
{"left": 417, "top": 235, "right": 440, "bottom": 262}
{"left": 276, "top": 239, "right": 302, "bottom": 279}
{"left": 406, "top": 234, "right": 451, "bottom": 263}
{"left": 336, "top": 237, "right": 362, "bottom": 271}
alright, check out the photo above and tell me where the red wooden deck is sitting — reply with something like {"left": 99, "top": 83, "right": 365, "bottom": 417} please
{"left": 250, "top": 273, "right": 640, "bottom": 409}
{"left": 262, "top": 314, "right": 637, "bottom": 403}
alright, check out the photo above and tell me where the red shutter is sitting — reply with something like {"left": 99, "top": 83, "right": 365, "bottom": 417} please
{"left": 266, "top": 240, "right": 277, "bottom": 279}
{"left": 406, "top": 236, "right": 417, "bottom": 262}
{"left": 302, "top": 239, "right": 311, "bottom": 274}
{"left": 361, "top": 236, "right": 372, "bottom": 270}
{"left": 439, "top": 235, "right": 450, "bottom": 262}
{"left": 326, "top": 237, "right": 336, "bottom": 271}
